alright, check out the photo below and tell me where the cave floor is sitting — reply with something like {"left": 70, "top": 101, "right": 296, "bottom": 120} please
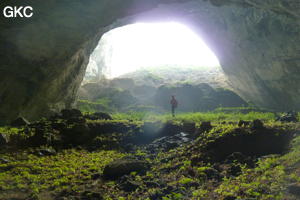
{"left": 0, "top": 111, "right": 299, "bottom": 200}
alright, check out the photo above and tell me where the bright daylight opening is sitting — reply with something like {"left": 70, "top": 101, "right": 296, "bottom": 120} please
{"left": 79, "top": 22, "right": 240, "bottom": 115}
{"left": 85, "top": 22, "right": 220, "bottom": 79}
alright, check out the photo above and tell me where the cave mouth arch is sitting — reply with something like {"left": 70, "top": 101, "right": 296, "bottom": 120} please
{"left": 0, "top": 0, "right": 298, "bottom": 123}
{"left": 77, "top": 21, "right": 238, "bottom": 114}
{"left": 83, "top": 22, "right": 222, "bottom": 82}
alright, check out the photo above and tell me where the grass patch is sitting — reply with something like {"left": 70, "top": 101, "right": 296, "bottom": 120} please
{"left": 112, "top": 111, "right": 276, "bottom": 123}
{"left": 0, "top": 149, "right": 125, "bottom": 197}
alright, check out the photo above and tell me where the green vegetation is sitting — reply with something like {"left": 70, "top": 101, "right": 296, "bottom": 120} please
{"left": 119, "top": 65, "right": 227, "bottom": 88}
{"left": 0, "top": 149, "right": 125, "bottom": 199}
{"left": 112, "top": 111, "right": 276, "bottom": 123}
{"left": 0, "top": 110, "right": 299, "bottom": 199}
{"left": 77, "top": 98, "right": 113, "bottom": 113}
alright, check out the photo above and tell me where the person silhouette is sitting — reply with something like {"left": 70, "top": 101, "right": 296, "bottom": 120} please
{"left": 170, "top": 95, "right": 178, "bottom": 117}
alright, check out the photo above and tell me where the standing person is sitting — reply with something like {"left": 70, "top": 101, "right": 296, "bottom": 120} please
{"left": 170, "top": 95, "right": 178, "bottom": 117}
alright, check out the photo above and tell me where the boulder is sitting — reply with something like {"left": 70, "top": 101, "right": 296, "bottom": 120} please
{"left": 66, "top": 117, "right": 86, "bottom": 124}
{"left": 61, "top": 109, "right": 83, "bottom": 119}
{"left": 85, "top": 112, "right": 112, "bottom": 120}
{"left": 182, "top": 122, "right": 196, "bottom": 133}
{"left": 251, "top": 119, "right": 264, "bottom": 130}
{"left": 200, "top": 121, "right": 213, "bottom": 132}
{"left": 62, "top": 123, "right": 91, "bottom": 145}
{"left": 287, "top": 183, "right": 300, "bottom": 197}
{"left": 10, "top": 117, "right": 30, "bottom": 127}
{"left": 161, "top": 122, "right": 182, "bottom": 136}
{"left": 103, "top": 158, "right": 150, "bottom": 179}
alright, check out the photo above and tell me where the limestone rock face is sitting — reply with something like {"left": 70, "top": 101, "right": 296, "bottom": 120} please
{"left": 0, "top": 0, "right": 299, "bottom": 123}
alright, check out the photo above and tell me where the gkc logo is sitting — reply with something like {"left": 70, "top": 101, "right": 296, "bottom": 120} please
{"left": 3, "top": 6, "right": 33, "bottom": 18}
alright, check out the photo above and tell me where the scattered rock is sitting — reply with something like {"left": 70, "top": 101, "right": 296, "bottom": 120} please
{"left": 103, "top": 158, "right": 150, "bottom": 179}
{"left": 148, "top": 132, "right": 191, "bottom": 152}
{"left": 276, "top": 111, "right": 298, "bottom": 123}
{"left": 10, "top": 117, "right": 30, "bottom": 127}
{"left": 238, "top": 120, "right": 251, "bottom": 127}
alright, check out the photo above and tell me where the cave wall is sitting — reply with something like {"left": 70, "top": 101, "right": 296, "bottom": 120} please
{"left": 0, "top": 0, "right": 299, "bottom": 123}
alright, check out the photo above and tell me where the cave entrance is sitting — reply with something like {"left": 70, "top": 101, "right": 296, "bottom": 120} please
{"left": 84, "top": 22, "right": 222, "bottom": 82}
{"left": 78, "top": 22, "right": 242, "bottom": 114}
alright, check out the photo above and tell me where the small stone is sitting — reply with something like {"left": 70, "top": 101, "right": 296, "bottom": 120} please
{"left": 38, "top": 148, "right": 57, "bottom": 156}
{"left": 0, "top": 158, "right": 10, "bottom": 164}
{"left": 0, "top": 133, "right": 8, "bottom": 146}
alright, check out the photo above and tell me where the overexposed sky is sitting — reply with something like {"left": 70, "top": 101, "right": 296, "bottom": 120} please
{"left": 89, "top": 22, "right": 220, "bottom": 78}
